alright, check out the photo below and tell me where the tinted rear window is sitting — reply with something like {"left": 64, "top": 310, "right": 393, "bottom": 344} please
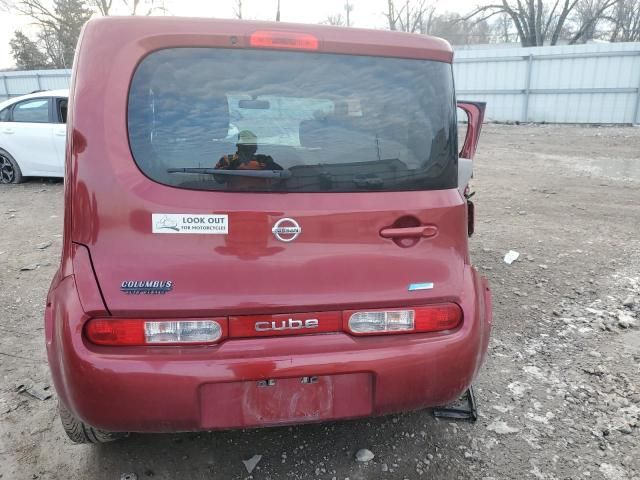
{"left": 128, "top": 48, "right": 457, "bottom": 192}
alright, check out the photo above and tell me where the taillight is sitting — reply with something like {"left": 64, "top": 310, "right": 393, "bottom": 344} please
{"left": 345, "top": 304, "right": 462, "bottom": 336}
{"left": 249, "top": 30, "right": 319, "bottom": 50}
{"left": 85, "top": 318, "right": 227, "bottom": 346}
{"left": 85, "top": 305, "right": 461, "bottom": 344}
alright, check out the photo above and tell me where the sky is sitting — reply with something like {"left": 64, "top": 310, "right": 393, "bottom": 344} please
{"left": 0, "top": 0, "right": 483, "bottom": 69}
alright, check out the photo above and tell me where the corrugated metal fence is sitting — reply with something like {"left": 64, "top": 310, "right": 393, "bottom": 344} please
{"left": 0, "top": 69, "right": 71, "bottom": 101}
{"left": 454, "top": 42, "right": 640, "bottom": 124}
{"left": 1, "top": 41, "right": 640, "bottom": 124}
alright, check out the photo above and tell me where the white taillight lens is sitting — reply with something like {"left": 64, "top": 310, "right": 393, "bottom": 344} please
{"left": 348, "top": 310, "right": 415, "bottom": 334}
{"left": 85, "top": 318, "right": 226, "bottom": 346}
{"left": 144, "top": 320, "right": 222, "bottom": 344}
{"left": 345, "top": 304, "right": 462, "bottom": 336}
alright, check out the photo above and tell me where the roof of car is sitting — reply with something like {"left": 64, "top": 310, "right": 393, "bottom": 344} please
{"left": 0, "top": 89, "right": 69, "bottom": 110}
{"left": 82, "top": 17, "right": 453, "bottom": 63}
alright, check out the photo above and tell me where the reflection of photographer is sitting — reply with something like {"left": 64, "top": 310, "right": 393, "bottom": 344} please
{"left": 214, "top": 130, "right": 283, "bottom": 189}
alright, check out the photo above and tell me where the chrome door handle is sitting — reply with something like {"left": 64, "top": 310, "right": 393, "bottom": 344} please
{"left": 380, "top": 225, "right": 438, "bottom": 239}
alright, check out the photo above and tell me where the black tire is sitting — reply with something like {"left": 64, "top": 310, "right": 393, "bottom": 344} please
{"left": 59, "top": 401, "right": 128, "bottom": 444}
{"left": 0, "top": 149, "right": 23, "bottom": 184}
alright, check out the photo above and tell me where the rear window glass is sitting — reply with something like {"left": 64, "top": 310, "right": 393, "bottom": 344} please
{"left": 128, "top": 48, "right": 457, "bottom": 192}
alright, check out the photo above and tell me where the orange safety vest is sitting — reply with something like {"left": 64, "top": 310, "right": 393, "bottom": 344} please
{"left": 215, "top": 153, "right": 277, "bottom": 189}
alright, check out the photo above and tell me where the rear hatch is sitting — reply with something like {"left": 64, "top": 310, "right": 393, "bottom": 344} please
{"left": 74, "top": 42, "right": 467, "bottom": 317}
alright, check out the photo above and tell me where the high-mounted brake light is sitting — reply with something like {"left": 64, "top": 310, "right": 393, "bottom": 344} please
{"left": 345, "top": 304, "right": 462, "bottom": 336}
{"left": 249, "top": 30, "right": 319, "bottom": 51}
{"left": 85, "top": 318, "right": 227, "bottom": 346}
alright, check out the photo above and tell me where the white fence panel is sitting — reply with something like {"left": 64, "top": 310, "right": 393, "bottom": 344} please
{"left": 454, "top": 42, "right": 640, "bottom": 124}
{"left": 0, "top": 69, "right": 71, "bottom": 102}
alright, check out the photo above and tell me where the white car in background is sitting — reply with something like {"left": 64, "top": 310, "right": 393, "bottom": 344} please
{"left": 0, "top": 89, "right": 68, "bottom": 184}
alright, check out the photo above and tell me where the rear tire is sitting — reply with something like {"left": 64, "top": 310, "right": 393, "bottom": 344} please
{"left": 0, "top": 150, "right": 23, "bottom": 184}
{"left": 59, "top": 401, "right": 128, "bottom": 444}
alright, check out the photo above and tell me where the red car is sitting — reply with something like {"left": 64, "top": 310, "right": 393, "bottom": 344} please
{"left": 45, "top": 17, "right": 491, "bottom": 443}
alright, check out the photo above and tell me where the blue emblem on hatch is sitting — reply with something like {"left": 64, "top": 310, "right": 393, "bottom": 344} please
{"left": 408, "top": 282, "right": 434, "bottom": 291}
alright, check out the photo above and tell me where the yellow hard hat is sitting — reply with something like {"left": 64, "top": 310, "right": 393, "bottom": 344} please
{"left": 237, "top": 130, "right": 258, "bottom": 145}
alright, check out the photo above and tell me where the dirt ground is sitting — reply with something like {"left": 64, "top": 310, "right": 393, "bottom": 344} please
{"left": 0, "top": 124, "right": 639, "bottom": 480}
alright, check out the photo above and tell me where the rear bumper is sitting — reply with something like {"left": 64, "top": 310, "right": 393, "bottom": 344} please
{"left": 46, "top": 268, "right": 491, "bottom": 432}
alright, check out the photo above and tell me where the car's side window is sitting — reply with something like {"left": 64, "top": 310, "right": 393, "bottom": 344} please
{"left": 11, "top": 98, "right": 50, "bottom": 123}
{"left": 0, "top": 107, "right": 9, "bottom": 122}
{"left": 56, "top": 98, "right": 68, "bottom": 123}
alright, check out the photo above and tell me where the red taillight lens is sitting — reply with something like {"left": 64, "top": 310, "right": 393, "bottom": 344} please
{"left": 345, "top": 304, "right": 462, "bottom": 336}
{"left": 414, "top": 304, "right": 462, "bottom": 332}
{"left": 85, "top": 318, "right": 227, "bottom": 346}
{"left": 249, "top": 30, "right": 319, "bottom": 50}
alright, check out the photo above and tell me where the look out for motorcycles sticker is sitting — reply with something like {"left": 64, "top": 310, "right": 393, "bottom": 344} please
{"left": 152, "top": 214, "right": 228, "bottom": 234}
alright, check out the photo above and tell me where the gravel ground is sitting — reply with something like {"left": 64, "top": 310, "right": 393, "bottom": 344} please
{"left": 0, "top": 124, "right": 639, "bottom": 480}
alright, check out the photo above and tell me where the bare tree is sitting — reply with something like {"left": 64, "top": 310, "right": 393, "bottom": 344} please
{"left": 385, "top": 0, "right": 397, "bottom": 30}
{"left": 323, "top": 13, "right": 345, "bottom": 26}
{"left": 126, "top": 0, "right": 140, "bottom": 14}
{"left": 493, "top": 13, "right": 514, "bottom": 42}
{"left": 323, "top": 2, "right": 354, "bottom": 27}
{"left": 608, "top": 0, "right": 640, "bottom": 41}
{"left": 0, "top": 0, "right": 156, "bottom": 13}
{"left": 233, "top": 0, "right": 241, "bottom": 19}
{"left": 467, "top": 0, "right": 618, "bottom": 46}
{"left": 121, "top": 0, "right": 164, "bottom": 15}
{"left": 571, "top": 0, "right": 617, "bottom": 42}
{"left": 276, "top": 0, "right": 280, "bottom": 21}
{"left": 9, "top": 0, "right": 92, "bottom": 68}
{"left": 384, "top": 0, "right": 437, "bottom": 34}
{"left": 430, "top": 12, "right": 492, "bottom": 44}
{"left": 90, "top": 0, "right": 112, "bottom": 15}
{"left": 344, "top": 0, "right": 353, "bottom": 26}
{"left": 87, "top": 0, "right": 163, "bottom": 15}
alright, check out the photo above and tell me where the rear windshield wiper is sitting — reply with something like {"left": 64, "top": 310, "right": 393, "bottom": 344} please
{"left": 167, "top": 168, "right": 291, "bottom": 179}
